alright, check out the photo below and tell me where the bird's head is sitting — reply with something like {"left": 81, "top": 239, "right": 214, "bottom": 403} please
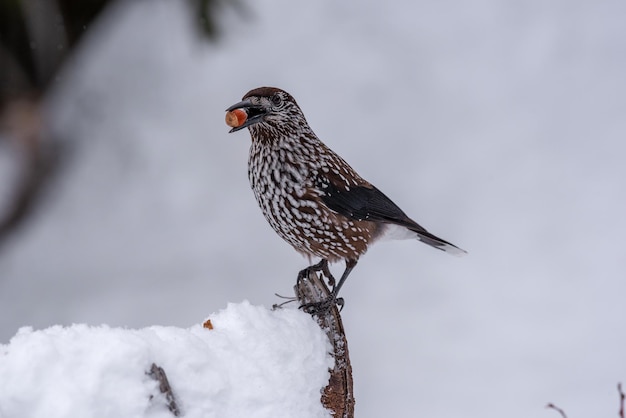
{"left": 226, "top": 87, "right": 307, "bottom": 136}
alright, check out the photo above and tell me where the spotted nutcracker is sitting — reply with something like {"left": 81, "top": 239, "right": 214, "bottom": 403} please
{"left": 226, "top": 87, "right": 465, "bottom": 308}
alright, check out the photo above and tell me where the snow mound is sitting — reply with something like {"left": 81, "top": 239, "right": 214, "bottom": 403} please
{"left": 0, "top": 301, "right": 333, "bottom": 418}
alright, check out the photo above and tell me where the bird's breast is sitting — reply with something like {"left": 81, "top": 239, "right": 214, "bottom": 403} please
{"left": 247, "top": 138, "right": 376, "bottom": 261}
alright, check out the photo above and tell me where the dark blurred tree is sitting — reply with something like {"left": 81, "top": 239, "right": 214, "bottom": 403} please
{"left": 0, "top": 0, "right": 237, "bottom": 252}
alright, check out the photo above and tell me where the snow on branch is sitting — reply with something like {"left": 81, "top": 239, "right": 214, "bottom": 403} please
{"left": 0, "top": 302, "right": 334, "bottom": 418}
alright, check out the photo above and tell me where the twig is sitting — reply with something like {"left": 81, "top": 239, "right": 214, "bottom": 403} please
{"left": 147, "top": 363, "right": 180, "bottom": 416}
{"left": 618, "top": 382, "right": 625, "bottom": 418}
{"left": 546, "top": 403, "right": 567, "bottom": 418}
{"left": 271, "top": 293, "right": 297, "bottom": 309}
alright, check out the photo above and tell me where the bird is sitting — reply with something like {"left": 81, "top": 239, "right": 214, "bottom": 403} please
{"left": 226, "top": 87, "right": 465, "bottom": 310}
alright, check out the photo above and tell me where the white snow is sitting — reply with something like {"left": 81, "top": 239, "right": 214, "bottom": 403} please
{"left": 0, "top": 302, "right": 333, "bottom": 418}
{"left": 1, "top": 0, "right": 625, "bottom": 417}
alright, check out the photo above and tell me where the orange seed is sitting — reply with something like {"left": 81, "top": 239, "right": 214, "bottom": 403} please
{"left": 225, "top": 109, "right": 247, "bottom": 128}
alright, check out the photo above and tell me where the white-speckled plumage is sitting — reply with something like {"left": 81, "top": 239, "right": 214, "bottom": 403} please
{"left": 245, "top": 91, "right": 375, "bottom": 262}
{"left": 228, "top": 86, "right": 465, "bottom": 296}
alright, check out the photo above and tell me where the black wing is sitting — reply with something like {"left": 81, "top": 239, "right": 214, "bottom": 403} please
{"left": 316, "top": 177, "right": 466, "bottom": 255}
{"left": 316, "top": 177, "right": 417, "bottom": 227}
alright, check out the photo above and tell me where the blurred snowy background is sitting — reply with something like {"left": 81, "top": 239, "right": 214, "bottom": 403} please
{"left": 1, "top": 0, "right": 625, "bottom": 417}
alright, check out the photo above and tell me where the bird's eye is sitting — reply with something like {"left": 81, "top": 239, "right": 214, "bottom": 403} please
{"left": 271, "top": 94, "right": 282, "bottom": 107}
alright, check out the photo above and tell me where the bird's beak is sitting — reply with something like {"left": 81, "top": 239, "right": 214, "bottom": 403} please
{"left": 225, "top": 99, "right": 267, "bottom": 133}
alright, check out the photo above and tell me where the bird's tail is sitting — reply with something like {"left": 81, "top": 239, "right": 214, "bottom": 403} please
{"left": 411, "top": 227, "right": 467, "bottom": 257}
{"left": 377, "top": 222, "right": 466, "bottom": 256}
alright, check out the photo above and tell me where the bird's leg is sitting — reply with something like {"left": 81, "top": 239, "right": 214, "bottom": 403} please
{"left": 300, "top": 259, "right": 357, "bottom": 315}
{"left": 297, "top": 259, "right": 335, "bottom": 287}
{"left": 330, "top": 259, "right": 357, "bottom": 299}
{"left": 327, "top": 259, "right": 357, "bottom": 311}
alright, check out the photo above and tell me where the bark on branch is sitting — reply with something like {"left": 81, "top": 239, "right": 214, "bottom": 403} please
{"left": 147, "top": 363, "right": 180, "bottom": 417}
{"left": 295, "top": 271, "right": 355, "bottom": 418}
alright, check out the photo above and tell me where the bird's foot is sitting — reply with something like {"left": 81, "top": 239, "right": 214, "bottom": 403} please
{"left": 300, "top": 295, "right": 344, "bottom": 315}
{"left": 297, "top": 260, "right": 336, "bottom": 288}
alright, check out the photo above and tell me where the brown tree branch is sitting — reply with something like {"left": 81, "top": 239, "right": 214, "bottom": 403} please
{"left": 618, "top": 382, "right": 624, "bottom": 418}
{"left": 295, "top": 271, "right": 355, "bottom": 418}
{"left": 147, "top": 363, "right": 180, "bottom": 416}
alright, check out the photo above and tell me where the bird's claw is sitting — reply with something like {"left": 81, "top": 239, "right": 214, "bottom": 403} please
{"left": 324, "top": 273, "right": 336, "bottom": 288}
{"left": 297, "top": 268, "right": 309, "bottom": 282}
{"left": 296, "top": 259, "right": 344, "bottom": 314}
{"left": 297, "top": 260, "right": 335, "bottom": 286}
{"left": 336, "top": 297, "right": 345, "bottom": 312}
{"left": 319, "top": 263, "right": 335, "bottom": 288}
{"left": 299, "top": 294, "right": 343, "bottom": 315}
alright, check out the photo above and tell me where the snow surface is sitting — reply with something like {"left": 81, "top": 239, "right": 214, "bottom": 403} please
{"left": 0, "top": 302, "right": 333, "bottom": 418}
{"left": 1, "top": 0, "right": 625, "bottom": 417}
